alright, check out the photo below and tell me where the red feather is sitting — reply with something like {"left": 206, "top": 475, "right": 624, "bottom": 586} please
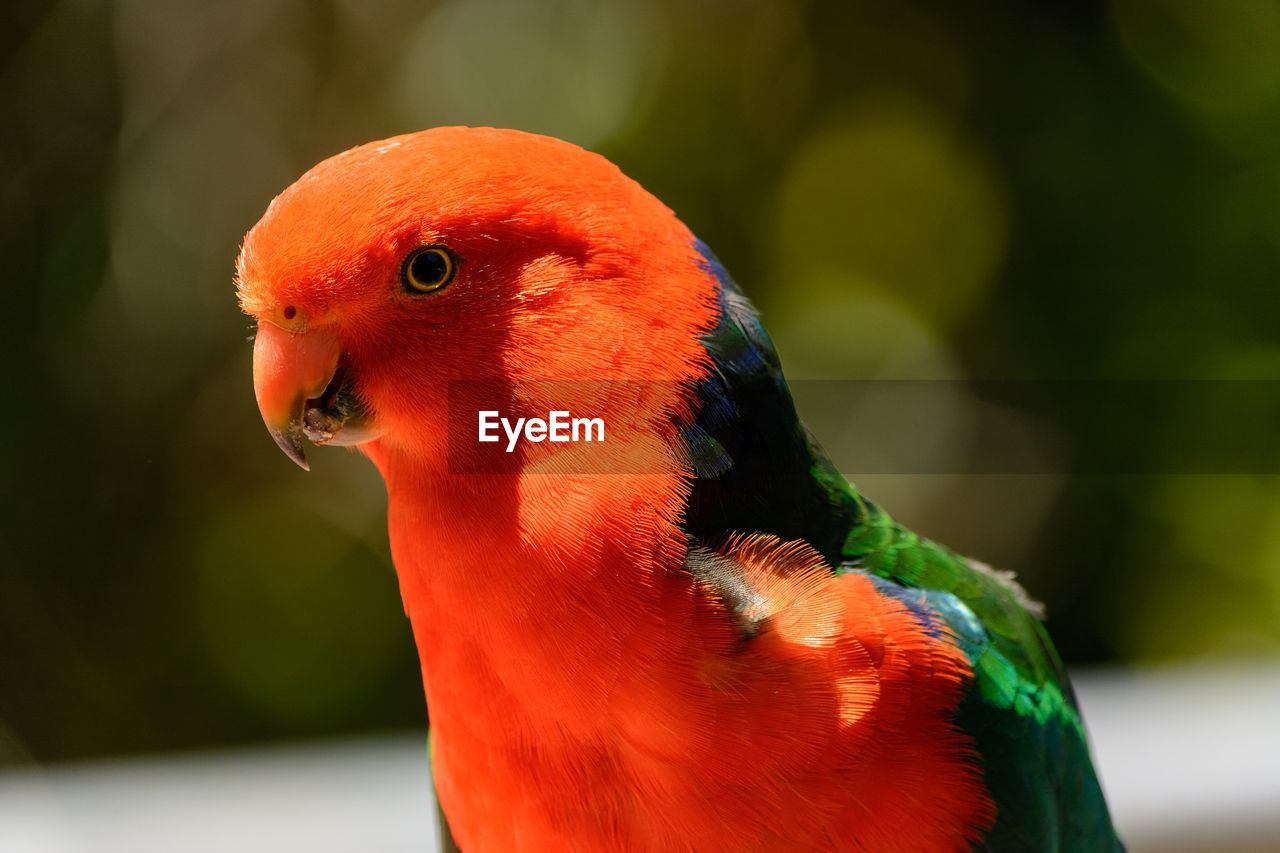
{"left": 239, "top": 127, "right": 993, "bottom": 851}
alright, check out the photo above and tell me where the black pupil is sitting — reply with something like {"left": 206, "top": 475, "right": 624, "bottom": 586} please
{"left": 411, "top": 250, "right": 447, "bottom": 286}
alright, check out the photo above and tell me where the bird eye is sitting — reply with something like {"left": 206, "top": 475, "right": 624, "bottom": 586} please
{"left": 401, "top": 246, "right": 457, "bottom": 293}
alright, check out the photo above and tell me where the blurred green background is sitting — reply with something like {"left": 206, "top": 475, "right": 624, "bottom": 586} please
{"left": 4, "top": 0, "right": 1280, "bottom": 765}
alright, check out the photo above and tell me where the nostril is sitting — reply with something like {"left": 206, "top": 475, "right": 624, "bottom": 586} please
{"left": 282, "top": 305, "right": 298, "bottom": 321}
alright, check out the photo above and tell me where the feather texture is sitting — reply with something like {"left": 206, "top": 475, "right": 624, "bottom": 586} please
{"left": 238, "top": 127, "right": 1122, "bottom": 852}
{"left": 685, "top": 242, "right": 1121, "bottom": 851}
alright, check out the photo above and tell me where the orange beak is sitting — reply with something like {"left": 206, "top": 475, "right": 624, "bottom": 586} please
{"left": 252, "top": 320, "right": 343, "bottom": 470}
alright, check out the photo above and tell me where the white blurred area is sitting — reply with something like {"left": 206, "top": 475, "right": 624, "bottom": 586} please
{"left": 0, "top": 736, "right": 439, "bottom": 853}
{"left": 2, "top": 664, "right": 1278, "bottom": 853}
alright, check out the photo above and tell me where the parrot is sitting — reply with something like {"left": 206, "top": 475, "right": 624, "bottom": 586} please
{"left": 237, "top": 126, "right": 1122, "bottom": 852}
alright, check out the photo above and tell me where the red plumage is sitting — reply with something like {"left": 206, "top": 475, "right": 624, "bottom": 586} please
{"left": 239, "top": 127, "right": 992, "bottom": 851}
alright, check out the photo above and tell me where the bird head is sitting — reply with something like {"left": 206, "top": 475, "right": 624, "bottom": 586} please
{"left": 237, "top": 127, "right": 718, "bottom": 474}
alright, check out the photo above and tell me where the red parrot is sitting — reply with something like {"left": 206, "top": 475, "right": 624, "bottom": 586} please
{"left": 238, "top": 127, "right": 1121, "bottom": 851}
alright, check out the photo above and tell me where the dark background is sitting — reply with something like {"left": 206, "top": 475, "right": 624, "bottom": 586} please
{"left": 4, "top": 0, "right": 1280, "bottom": 764}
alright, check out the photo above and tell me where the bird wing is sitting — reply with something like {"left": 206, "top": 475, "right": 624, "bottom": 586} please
{"left": 680, "top": 241, "right": 1122, "bottom": 850}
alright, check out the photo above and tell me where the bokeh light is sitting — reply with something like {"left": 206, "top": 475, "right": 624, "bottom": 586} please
{"left": 774, "top": 95, "right": 1007, "bottom": 332}
{"left": 393, "top": 0, "right": 667, "bottom": 148}
{"left": 2, "top": 1, "right": 1279, "bottom": 785}
{"left": 1111, "top": 0, "right": 1280, "bottom": 120}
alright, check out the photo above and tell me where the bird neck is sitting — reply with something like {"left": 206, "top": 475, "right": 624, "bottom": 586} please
{"left": 372, "top": 443, "right": 698, "bottom": 702}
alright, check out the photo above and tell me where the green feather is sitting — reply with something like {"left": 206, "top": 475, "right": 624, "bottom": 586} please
{"left": 685, "top": 241, "right": 1123, "bottom": 850}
